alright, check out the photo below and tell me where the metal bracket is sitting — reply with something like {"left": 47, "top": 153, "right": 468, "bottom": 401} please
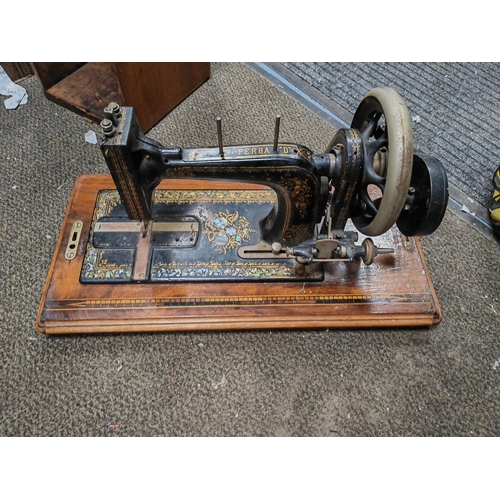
{"left": 65, "top": 221, "right": 83, "bottom": 260}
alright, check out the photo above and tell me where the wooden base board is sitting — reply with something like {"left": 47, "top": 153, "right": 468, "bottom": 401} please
{"left": 36, "top": 175, "right": 442, "bottom": 334}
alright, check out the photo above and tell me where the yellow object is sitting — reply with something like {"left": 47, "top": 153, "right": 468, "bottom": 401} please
{"left": 490, "top": 169, "right": 500, "bottom": 226}
{"left": 491, "top": 193, "right": 500, "bottom": 222}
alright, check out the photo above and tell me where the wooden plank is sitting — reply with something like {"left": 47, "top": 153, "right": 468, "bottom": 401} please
{"left": 42, "top": 62, "right": 123, "bottom": 121}
{"left": 36, "top": 175, "right": 442, "bottom": 334}
{"left": 32, "top": 63, "right": 86, "bottom": 90}
{"left": 1, "top": 62, "right": 34, "bottom": 82}
{"left": 31, "top": 62, "right": 210, "bottom": 130}
{"left": 113, "top": 62, "right": 211, "bottom": 131}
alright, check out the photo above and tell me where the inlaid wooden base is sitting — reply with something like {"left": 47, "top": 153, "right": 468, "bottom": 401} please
{"left": 36, "top": 175, "right": 442, "bottom": 334}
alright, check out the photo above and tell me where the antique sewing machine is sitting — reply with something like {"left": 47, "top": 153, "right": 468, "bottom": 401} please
{"left": 37, "top": 87, "right": 449, "bottom": 334}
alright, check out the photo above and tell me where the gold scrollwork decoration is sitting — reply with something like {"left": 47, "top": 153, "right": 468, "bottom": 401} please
{"left": 81, "top": 246, "right": 132, "bottom": 280}
{"left": 297, "top": 147, "right": 312, "bottom": 161}
{"left": 165, "top": 167, "right": 196, "bottom": 177}
{"left": 154, "top": 189, "right": 276, "bottom": 205}
{"left": 349, "top": 129, "right": 359, "bottom": 141}
{"left": 279, "top": 177, "right": 313, "bottom": 217}
{"left": 94, "top": 191, "right": 122, "bottom": 222}
{"left": 186, "top": 150, "right": 210, "bottom": 161}
{"left": 151, "top": 260, "right": 293, "bottom": 279}
{"left": 282, "top": 223, "right": 311, "bottom": 242}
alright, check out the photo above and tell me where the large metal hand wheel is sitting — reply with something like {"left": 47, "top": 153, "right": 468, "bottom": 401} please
{"left": 350, "top": 87, "right": 414, "bottom": 236}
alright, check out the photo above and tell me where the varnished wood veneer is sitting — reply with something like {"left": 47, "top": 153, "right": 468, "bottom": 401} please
{"left": 37, "top": 175, "right": 442, "bottom": 334}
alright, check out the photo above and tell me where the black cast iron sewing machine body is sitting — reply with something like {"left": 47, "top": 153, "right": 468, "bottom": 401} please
{"left": 84, "top": 87, "right": 448, "bottom": 284}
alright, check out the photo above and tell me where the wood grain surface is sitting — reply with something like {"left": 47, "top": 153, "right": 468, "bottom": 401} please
{"left": 36, "top": 175, "right": 442, "bottom": 334}
{"left": 31, "top": 63, "right": 210, "bottom": 131}
{"left": 113, "top": 62, "right": 210, "bottom": 131}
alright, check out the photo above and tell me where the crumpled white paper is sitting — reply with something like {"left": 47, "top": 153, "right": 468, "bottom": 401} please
{"left": 0, "top": 64, "right": 28, "bottom": 109}
{"left": 85, "top": 130, "right": 97, "bottom": 144}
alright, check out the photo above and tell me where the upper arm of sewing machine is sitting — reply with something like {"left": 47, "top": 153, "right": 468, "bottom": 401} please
{"left": 100, "top": 106, "right": 334, "bottom": 245}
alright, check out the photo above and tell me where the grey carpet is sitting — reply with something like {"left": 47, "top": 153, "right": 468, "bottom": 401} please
{"left": 1, "top": 62, "right": 499, "bottom": 436}
{"left": 282, "top": 62, "right": 500, "bottom": 211}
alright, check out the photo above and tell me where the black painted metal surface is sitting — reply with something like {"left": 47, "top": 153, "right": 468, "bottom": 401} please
{"left": 80, "top": 189, "right": 323, "bottom": 283}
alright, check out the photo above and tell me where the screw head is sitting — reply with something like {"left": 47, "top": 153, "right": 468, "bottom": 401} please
{"left": 108, "top": 102, "right": 122, "bottom": 116}
{"left": 271, "top": 242, "right": 282, "bottom": 254}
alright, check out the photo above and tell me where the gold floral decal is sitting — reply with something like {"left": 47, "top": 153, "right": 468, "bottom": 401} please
{"left": 279, "top": 177, "right": 312, "bottom": 217}
{"left": 151, "top": 260, "right": 293, "bottom": 279}
{"left": 81, "top": 247, "right": 132, "bottom": 280}
{"left": 94, "top": 190, "right": 121, "bottom": 222}
{"left": 203, "top": 210, "right": 256, "bottom": 254}
{"left": 154, "top": 189, "right": 276, "bottom": 205}
{"left": 186, "top": 150, "right": 209, "bottom": 161}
